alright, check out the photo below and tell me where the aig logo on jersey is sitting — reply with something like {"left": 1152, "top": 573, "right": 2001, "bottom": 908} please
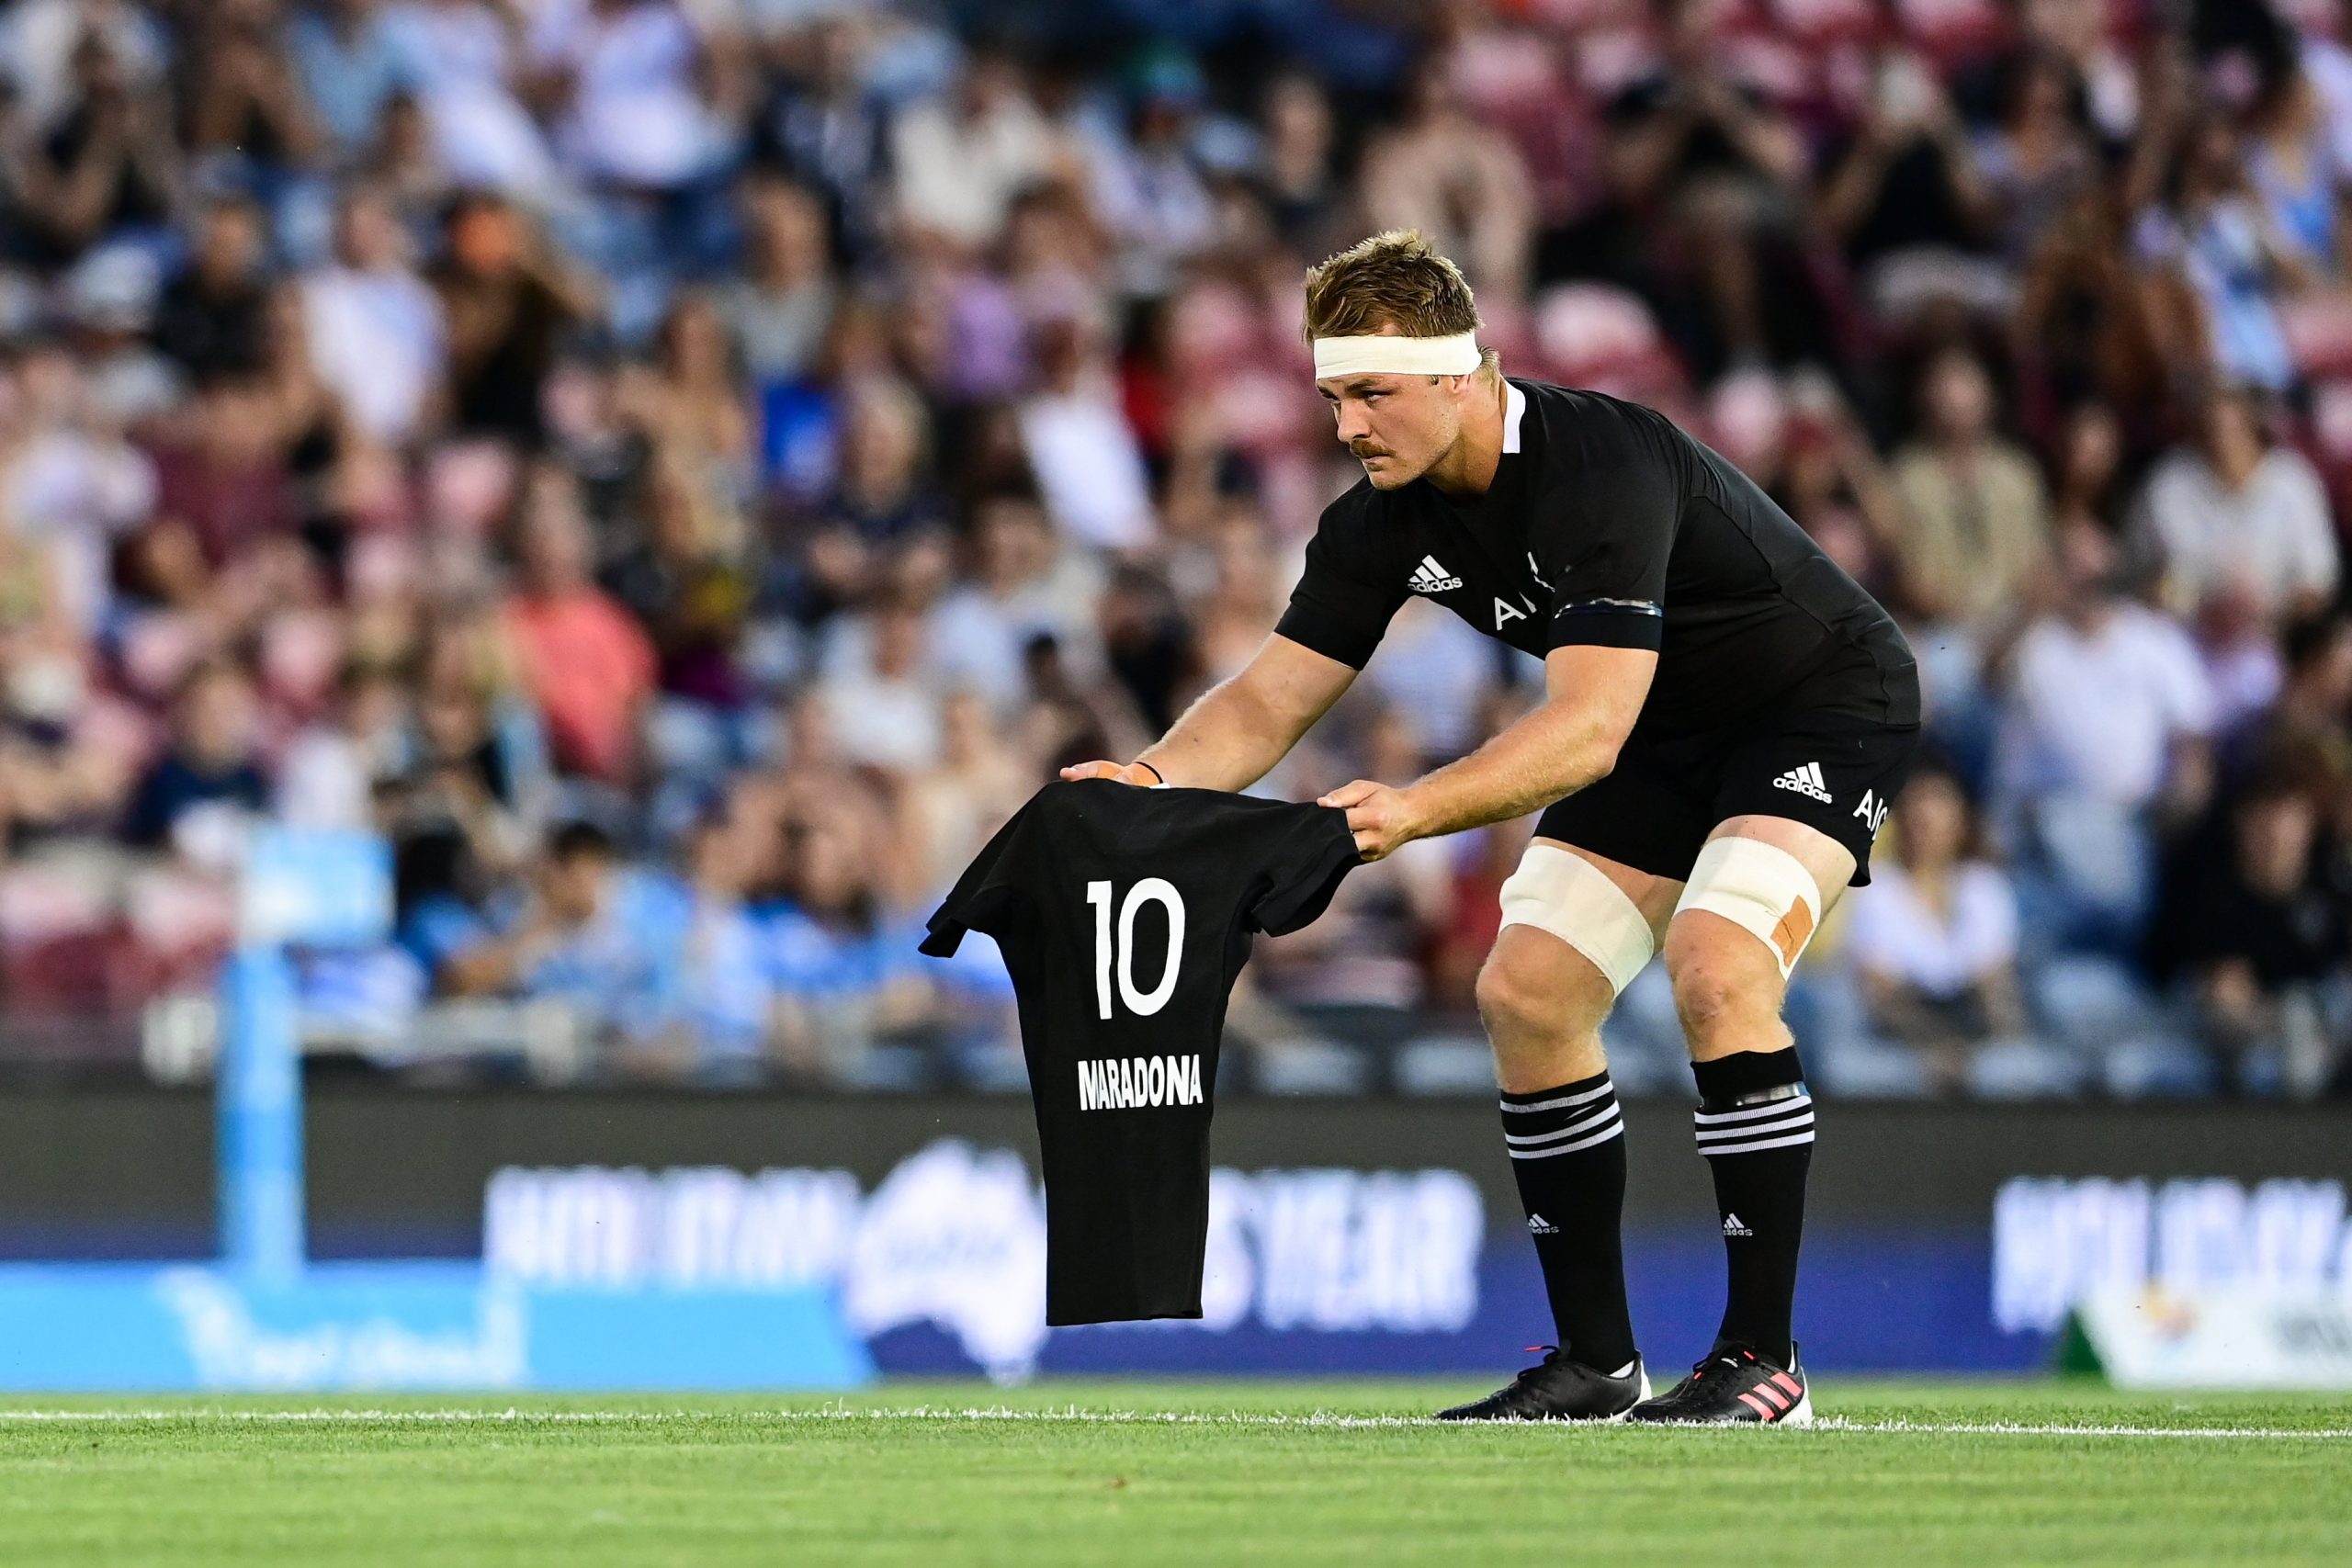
{"left": 1853, "top": 789, "right": 1890, "bottom": 835}
{"left": 1079, "top": 1055, "right": 1206, "bottom": 1111}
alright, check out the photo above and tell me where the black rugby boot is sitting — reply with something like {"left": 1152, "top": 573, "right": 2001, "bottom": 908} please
{"left": 1623, "top": 1342, "right": 1813, "bottom": 1426}
{"left": 1434, "top": 1348, "right": 1650, "bottom": 1422}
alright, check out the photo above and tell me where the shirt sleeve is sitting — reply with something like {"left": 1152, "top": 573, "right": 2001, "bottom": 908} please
{"left": 2278, "top": 455, "right": 2338, "bottom": 598}
{"left": 1272, "top": 500, "right": 1406, "bottom": 670}
{"left": 1246, "top": 805, "right": 1364, "bottom": 935}
{"left": 919, "top": 794, "right": 1043, "bottom": 956}
{"left": 1534, "top": 408, "right": 1679, "bottom": 652}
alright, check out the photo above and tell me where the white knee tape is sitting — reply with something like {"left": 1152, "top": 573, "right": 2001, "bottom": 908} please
{"left": 1498, "top": 843, "right": 1657, "bottom": 996}
{"left": 1674, "top": 838, "right": 1825, "bottom": 979}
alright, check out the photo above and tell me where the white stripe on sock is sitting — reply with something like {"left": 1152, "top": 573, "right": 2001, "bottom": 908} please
{"left": 1507, "top": 1118, "right": 1625, "bottom": 1157}
{"left": 1696, "top": 1116, "right": 1815, "bottom": 1149}
{"left": 1502, "top": 1102, "right": 1622, "bottom": 1145}
{"left": 1501, "top": 1082, "right": 1616, "bottom": 1114}
{"left": 1698, "top": 1130, "right": 1817, "bottom": 1156}
{"left": 1505, "top": 1108, "right": 1623, "bottom": 1150}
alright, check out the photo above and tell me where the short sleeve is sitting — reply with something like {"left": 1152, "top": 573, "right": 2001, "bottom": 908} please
{"left": 1535, "top": 409, "right": 1679, "bottom": 652}
{"left": 919, "top": 795, "right": 1043, "bottom": 956}
{"left": 1246, "top": 806, "right": 1363, "bottom": 935}
{"left": 1273, "top": 501, "right": 1407, "bottom": 670}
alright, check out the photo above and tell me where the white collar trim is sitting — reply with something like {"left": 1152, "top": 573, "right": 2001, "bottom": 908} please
{"left": 1503, "top": 381, "right": 1525, "bottom": 455}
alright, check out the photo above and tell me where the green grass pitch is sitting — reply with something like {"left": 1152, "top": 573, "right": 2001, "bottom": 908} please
{"left": 2, "top": 1380, "right": 2346, "bottom": 1566}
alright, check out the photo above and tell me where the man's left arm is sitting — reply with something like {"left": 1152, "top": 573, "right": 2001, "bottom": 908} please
{"left": 1323, "top": 644, "right": 1657, "bottom": 859}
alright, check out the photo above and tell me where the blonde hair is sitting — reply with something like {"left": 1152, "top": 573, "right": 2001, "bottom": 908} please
{"left": 1302, "top": 229, "right": 1498, "bottom": 377}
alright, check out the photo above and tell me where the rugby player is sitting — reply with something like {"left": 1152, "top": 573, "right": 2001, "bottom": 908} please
{"left": 1063, "top": 230, "right": 1918, "bottom": 1423}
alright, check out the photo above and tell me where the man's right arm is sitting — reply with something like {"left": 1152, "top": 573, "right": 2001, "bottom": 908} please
{"left": 1060, "top": 633, "right": 1358, "bottom": 793}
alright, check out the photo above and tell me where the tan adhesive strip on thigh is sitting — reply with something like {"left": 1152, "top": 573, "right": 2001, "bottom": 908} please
{"left": 1497, "top": 842, "right": 1657, "bottom": 996}
{"left": 1672, "top": 837, "right": 1826, "bottom": 980}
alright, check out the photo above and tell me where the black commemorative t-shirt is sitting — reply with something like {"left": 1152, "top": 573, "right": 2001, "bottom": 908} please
{"left": 1276, "top": 378, "right": 1918, "bottom": 736}
{"left": 920, "top": 780, "right": 1360, "bottom": 1325}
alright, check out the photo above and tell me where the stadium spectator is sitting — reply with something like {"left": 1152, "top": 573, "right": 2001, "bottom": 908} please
{"left": 1818, "top": 49, "right": 2002, "bottom": 321}
{"left": 121, "top": 660, "right": 268, "bottom": 853}
{"left": 276, "top": 660, "right": 409, "bottom": 830}
{"left": 152, "top": 197, "right": 272, "bottom": 383}
{"left": 502, "top": 463, "right": 657, "bottom": 784}
{"left": 300, "top": 184, "right": 447, "bottom": 446}
{"left": 1888, "top": 346, "right": 2054, "bottom": 633}
{"left": 2132, "top": 114, "right": 2301, "bottom": 395}
{"left": 439, "top": 818, "right": 686, "bottom": 1056}
{"left": 1357, "top": 51, "right": 1535, "bottom": 307}
{"left": 2131, "top": 384, "right": 2338, "bottom": 622}
{"left": 1996, "top": 523, "right": 2216, "bottom": 947}
{"left": 2148, "top": 770, "right": 2347, "bottom": 1096}
{"left": 887, "top": 42, "right": 1053, "bottom": 254}
{"left": 286, "top": 0, "right": 416, "bottom": 160}
{"left": 429, "top": 191, "right": 594, "bottom": 443}
{"left": 713, "top": 175, "right": 837, "bottom": 387}
{"left": 1845, "top": 764, "right": 2060, "bottom": 1098}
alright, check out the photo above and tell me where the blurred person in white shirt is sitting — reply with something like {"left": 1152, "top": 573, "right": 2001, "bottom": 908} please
{"left": 0, "top": 341, "right": 155, "bottom": 637}
{"left": 382, "top": 0, "right": 557, "bottom": 193}
{"left": 888, "top": 42, "right": 1052, "bottom": 251}
{"left": 2131, "top": 384, "right": 2337, "bottom": 624}
{"left": 526, "top": 0, "right": 745, "bottom": 190}
{"left": 276, "top": 660, "right": 411, "bottom": 831}
{"left": 1016, "top": 313, "right": 1154, "bottom": 551}
{"left": 926, "top": 494, "right": 1104, "bottom": 713}
{"left": 1995, "top": 524, "right": 2215, "bottom": 940}
{"left": 1847, "top": 763, "right": 2058, "bottom": 1096}
{"left": 302, "top": 185, "right": 447, "bottom": 446}
{"left": 818, "top": 594, "right": 940, "bottom": 772}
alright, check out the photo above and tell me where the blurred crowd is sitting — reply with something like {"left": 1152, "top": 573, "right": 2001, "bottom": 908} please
{"left": 6, "top": 0, "right": 2352, "bottom": 1097}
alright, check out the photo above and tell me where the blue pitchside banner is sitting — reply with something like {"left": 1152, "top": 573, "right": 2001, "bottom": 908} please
{"left": 0, "top": 1262, "right": 870, "bottom": 1392}
{"left": 479, "top": 1145, "right": 2038, "bottom": 1379}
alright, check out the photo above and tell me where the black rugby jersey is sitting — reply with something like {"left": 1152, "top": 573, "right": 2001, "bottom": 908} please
{"left": 1277, "top": 378, "right": 1917, "bottom": 736}
{"left": 920, "top": 779, "right": 1359, "bottom": 1325}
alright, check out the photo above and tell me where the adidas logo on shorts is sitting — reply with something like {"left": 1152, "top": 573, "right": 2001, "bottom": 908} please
{"left": 1770, "top": 761, "right": 1833, "bottom": 805}
{"left": 1527, "top": 1213, "right": 1559, "bottom": 1235}
{"left": 1722, "top": 1212, "right": 1754, "bottom": 1237}
{"left": 1408, "top": 555, "right": 1464, "bottom": 593}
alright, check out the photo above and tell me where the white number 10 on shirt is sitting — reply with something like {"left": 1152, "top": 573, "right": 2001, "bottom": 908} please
{"left": 1086, "top": 878, "right": 1186, "bottom": 1020}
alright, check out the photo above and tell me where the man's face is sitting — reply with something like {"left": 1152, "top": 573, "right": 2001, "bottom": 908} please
{"left": 542, "top": 852, "right": 610, "bottom": 924}
{"left": 1317, "top": 369, "right": 1465, "bottom": 490}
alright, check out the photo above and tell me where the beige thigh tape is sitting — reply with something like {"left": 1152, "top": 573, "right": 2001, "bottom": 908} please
{"left": 1673, "top": 837, "right": 1826, "bottom": 979}
{"left": 1498, "top": 843, "right": 1657, "bottom": 996}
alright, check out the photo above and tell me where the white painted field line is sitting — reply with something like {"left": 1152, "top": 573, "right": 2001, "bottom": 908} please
{"left": 0, "top": 1407, "right": 2345, "bottom": 1439}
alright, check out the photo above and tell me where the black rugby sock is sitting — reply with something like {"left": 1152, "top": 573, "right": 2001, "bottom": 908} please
{"left": 1501, "top": 1072, "right": 1636, "bottom": 1373}
{"left": 1690, "top": 1047, "right": 1813, "bottom": 1366}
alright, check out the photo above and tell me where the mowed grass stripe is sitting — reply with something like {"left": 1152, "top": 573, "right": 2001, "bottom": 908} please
{"left": 0, "top": 1405, "right": 2346, "bottom": 1439}
{"left": 0, "top": 1383, "right": 2345, "bottom": 1568}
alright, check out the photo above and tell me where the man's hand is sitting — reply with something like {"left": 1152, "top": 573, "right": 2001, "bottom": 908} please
{"left": 1318, "top": 779, "right": 1425, "bottom": 862}
{"left": 1058, "top": 760, "right": 1161, "bottom": 786}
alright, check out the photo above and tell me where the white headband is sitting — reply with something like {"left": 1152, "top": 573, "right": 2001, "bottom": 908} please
{"left": 1311, "top": 330, "right": 1481, "bottom": 380}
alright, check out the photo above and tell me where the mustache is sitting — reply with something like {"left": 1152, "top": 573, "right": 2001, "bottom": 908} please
{"left": 1351, "top": 443, "right": 1391, "bottom": 459}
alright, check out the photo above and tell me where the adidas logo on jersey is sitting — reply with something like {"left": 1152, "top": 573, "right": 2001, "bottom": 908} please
{"left": 1408, "top": 555, "right": 1464, "bottom": 593}
{"left": 1526, "top": 1213, "right": 1559, "bottom": 1235}
{"left": 1722, "top": 1213, "right": 1753, "bottom": 1237}
{"left": 1770, "top": 761, "right": 1833, "bottom": 805}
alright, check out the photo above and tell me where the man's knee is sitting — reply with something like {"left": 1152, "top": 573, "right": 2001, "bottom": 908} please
{"left": 1476, "top": 936, "right": 1611, "bottom": 1044}
{"left": 1666, "top": 919, "right": 1790, "bottom": 1051}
